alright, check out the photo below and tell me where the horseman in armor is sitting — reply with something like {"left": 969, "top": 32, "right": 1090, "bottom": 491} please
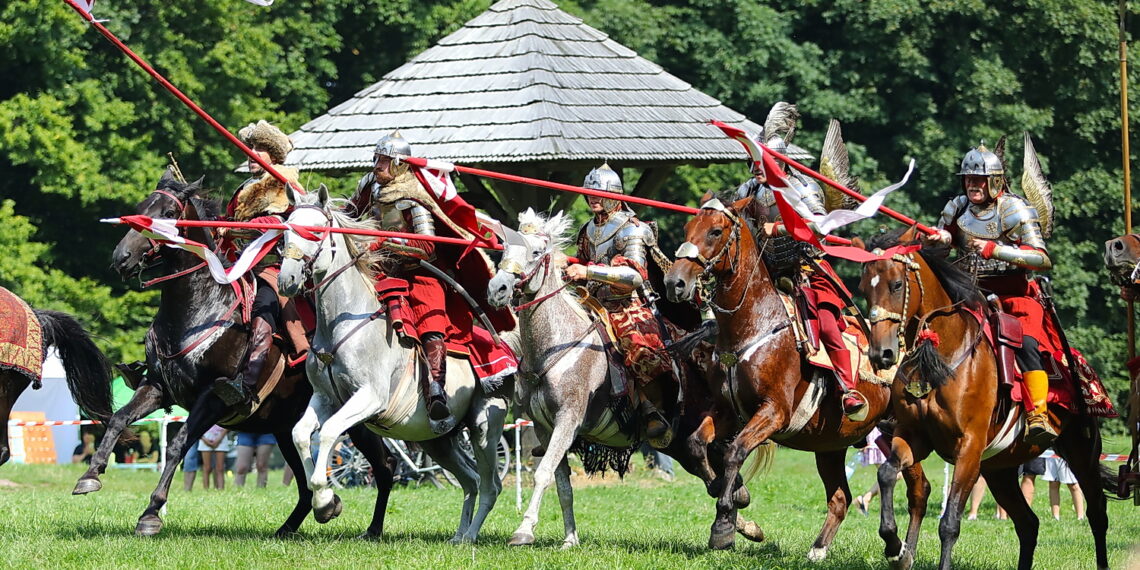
{"left": 926, "top": 142, "right": 1059, "bottom": 443}
{"left": 351, "top": 131, "right": 515, "bottom": 435}
{"left": 564, "top": 164, "right": 674, "bottom": 446}
{"left": 214, "top": 120, "right": 310, "bottom": 410}
{"left": 734, "top": 105, "right": 866, "bottom": 418}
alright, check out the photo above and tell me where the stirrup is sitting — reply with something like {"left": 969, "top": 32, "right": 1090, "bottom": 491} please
{"left": 214, "top": 377, "right": 250, "bottom": 407}
{"left": 645, "top": 413, "right": 673, "bottom": 449}
{"left": 1024, "top": 412, "right": 1057, "bottom": 445}
{"left": 842, "top": 390, "right": 868, "bottom": 421}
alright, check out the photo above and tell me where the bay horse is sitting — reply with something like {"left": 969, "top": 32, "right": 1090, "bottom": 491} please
{"left": 276, "top": 187, "right": 508, "bottom": 543}
{"left": 663, "top": 197, "right": 890, "bottom": 560}
{"left": 860, "top": 227, "right": 1110, "bottom": 570}
{"left": 0, "top": 289, "right": 114, "bottom": 466}
{"left": 79, "top": 170, "right": 394, "bottom": 538}
{"left": 485, "top": 208, "right": 766, "bottom": 549}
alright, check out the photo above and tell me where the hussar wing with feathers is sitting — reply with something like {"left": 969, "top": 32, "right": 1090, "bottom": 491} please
{"left": 763, "top": 102, "right": 799, "bottom": 144}
{"left": 1021, "top": 132, "right": 1054, "bottom": 238}
{"left": 817, "top": 119, "right": 860, "bottom": 211}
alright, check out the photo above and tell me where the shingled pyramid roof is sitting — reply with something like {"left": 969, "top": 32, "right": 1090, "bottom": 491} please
{"left": 287, "top": 0, "right": 808, "bottom": 170}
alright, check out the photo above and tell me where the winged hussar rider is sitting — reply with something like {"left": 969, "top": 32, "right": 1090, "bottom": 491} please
{"left": 564, "top": 164, "right": 674, "bottom": 446}
{"left": 350, "top": 131, "right": 516, "bottom": 434}
{"left": 926, "top": 139, "right": 1060, "bottom": 443}
{"left": 735, "top": 103, "right": 866, "bottom": 418}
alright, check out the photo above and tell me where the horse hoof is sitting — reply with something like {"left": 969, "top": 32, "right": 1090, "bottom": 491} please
{"left": 708, "top": 520, "right": 736, "bottom": 550}
{"left": 357, "top": 530, "right": 382, "bottom": 541}
{"left": 886, "top": 544, "right": 912, "bottom": 570}
{"left": 135, "top": 516, "right": 163, "bottom": 537}
{"left": 560, "top": 539, "right": 579, "bottom": 550}
{"left": 507, "top": 532, "right": 535, "bottom": 546}
{"left": 807, "top": 546, "right": 828, "bottom": 562}
{"left": 73, "top": 478, "right": 102, "bottom": 495}
{"left": 314, "top": 495, "right": 343, "bottom": 524}
{"left": 735, "top": 516, "right": 765, "bottom": 543}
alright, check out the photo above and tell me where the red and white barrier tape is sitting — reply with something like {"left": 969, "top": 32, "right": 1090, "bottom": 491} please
{"left": 503, "top": 419, "right": 533, "bottom": 431}
{"left": 8, "top": 416, "right": 187, "bottom": 427}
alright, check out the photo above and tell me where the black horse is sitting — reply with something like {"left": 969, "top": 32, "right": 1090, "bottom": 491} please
{"left": 74, "top": 170, "right": 393, "bottom": 537}
{"left": 0, "top": 291, "right": 114, "bottom": 466}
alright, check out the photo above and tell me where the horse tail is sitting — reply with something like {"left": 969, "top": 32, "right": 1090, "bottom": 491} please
{"left": 34, "top": 310, "right": 114, "bottom": 422}
{"left": 741, "top": 441, "right": 776, "bottom": 484}
{"left": 904, "top": 338, "right": 952, "bottom": 388}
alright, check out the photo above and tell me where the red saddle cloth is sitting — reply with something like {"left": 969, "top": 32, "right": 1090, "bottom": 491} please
{"left": 0, "top": 287, "right": 44, "bottom": 381}
{"left": 374, "top": 276, "right": 517, "bottom": 387}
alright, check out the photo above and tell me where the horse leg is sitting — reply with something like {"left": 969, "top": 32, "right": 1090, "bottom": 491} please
{"left": 509, "top": 417, "right": 578, "bottom": 547}
{"left": 553, "top": 453, "right": 578, "bottom": 549}
{"left": 454, "top": 393, "right": 509, "bottom": 543}
{"left": 135, "top": 406, "right": 217, "bottom": 536}
{"left": 419, "top": 432, "right": 479, "bottom": 543}
{"left": 74, "top": 383, "right": 163, "bottom": 494}
{"left": 1056, "top": 416, "right": 1110, "bottom": 569}
{"left": 984, "top": 465, "right": 1038, "bottom": 570}
{"left": 806, "top": 449, "right": 853, "bottom": 562}
{"left": 899, "top": 461, "right": 931, "bottom": 561}
{"left": 709, "top": 404, "right": 782, "bottom": 550}
{"left": 289, "top": 395, "right": 326, "bottom": 494}
{"left": 0, "top": 372, "right": 30, "bottom": 466}
{"left": 879, "top": 429, "right": 930, "bottom": 569}
{"left": 934, "top": 439, "right": 986, "bottom": 570}
{"left": 683, "top": 414, "right": 719, "bottom": 486}
{"left": 307, "top": 389, "right": 383, "bottom": 523}
{"left": 345, "top": 424, "right": 393, "bottom": 540}
{"left": 669, "top": 416, "right": 762, "bottom": 542}
{"left": 273, "top": 427, "right": 315, "bottom": 538}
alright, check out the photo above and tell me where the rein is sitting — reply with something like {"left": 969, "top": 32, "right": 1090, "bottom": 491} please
{"left": 868, "top": 252, "right": 924, "bottom": 352}
{"left": 676, "top": 209, "right": 753, "bottom": 314}
{"left": 510, "top": 255, "right": 575, "bottom": 312}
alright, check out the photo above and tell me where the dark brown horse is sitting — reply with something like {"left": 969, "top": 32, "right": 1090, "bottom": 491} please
{"left": 1102, "top": 232, "right": 1140, "bottom": 500}
{"left": 663, "top": 197, "right": 890, "bottom": 560}
{"left": 75, "top": 171, "right": 393, "bottom": 538}
{"left": 861, "top": 228, "right": 1110, "bottom": 570}
{"left": 0, "top": 289, "right": 114, "bottom": 466}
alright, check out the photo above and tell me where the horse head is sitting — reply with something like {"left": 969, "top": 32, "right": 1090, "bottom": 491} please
{"left": 1104, "top": 233, "right": 1140, "bottom": 299}
{"left": 278, "top": 184, "right": 331, "bottom": 297}
{"left": 858, "top": 229, "right": 924, "bottom": 369}
{"left": 486, "top": 208, "right": 573, "bottom": 308}
{"left": 111, "top": 169, "right": 208, "bottom": 279}
{"left": 664, "top": 197, "right": 750, "bottom": 303}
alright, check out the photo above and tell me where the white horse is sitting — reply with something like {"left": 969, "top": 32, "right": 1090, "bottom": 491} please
{"left": 277, "top": 186, "right": 509, "bottom": 543}
{"left": 485, "top": 208, "right": 766, "bottom": 548}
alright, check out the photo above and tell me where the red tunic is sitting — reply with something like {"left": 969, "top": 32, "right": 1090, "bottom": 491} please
{"left": 978, "top": 274, "right": 1062, "bottom": 355}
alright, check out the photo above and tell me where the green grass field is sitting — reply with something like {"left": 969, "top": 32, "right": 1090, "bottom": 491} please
{"left": 1, "top": 441, "right": 1138, "bottom": 569}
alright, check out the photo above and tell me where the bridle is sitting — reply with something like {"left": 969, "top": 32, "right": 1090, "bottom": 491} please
{"left": 137, "top": 189, "right": 209, "bottom": 287}
{"left": 280, "top": 204, "right": 362, "bottom": 294}
{"left": 866, "top": 250, "right": 924, "bottom": 354}
{"left": 498, "top": 230, "right": 569, "bottom": 312}
{"left": 674, "top": 200, "right": 751, "bottom": 314}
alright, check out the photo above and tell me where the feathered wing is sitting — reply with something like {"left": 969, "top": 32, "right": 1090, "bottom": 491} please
{"left": 1021, "top": 132, "right": 1054, "bottom": 238}
{"left": 763, "top": 102, "right": 800, "bottom": 144}
{"left": 817, "top": 119, "right": 860, "bottom": 211}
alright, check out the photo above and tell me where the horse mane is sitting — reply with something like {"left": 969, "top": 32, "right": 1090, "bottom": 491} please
{"left": 864, "top": 227, "right": 984, "bottom": 309}
{"left": 155, "top": 172, "right": 221, "bottom": 220}
{"left": 517, "top": 208, "right": 575, "bottom": 252}
{"left": 326, "top": 198, "right": 387, "bottom": 280}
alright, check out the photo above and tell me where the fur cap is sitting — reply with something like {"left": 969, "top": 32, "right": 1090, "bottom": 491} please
{"left": 238, "top": 120, "right": 293, "bottom": 164}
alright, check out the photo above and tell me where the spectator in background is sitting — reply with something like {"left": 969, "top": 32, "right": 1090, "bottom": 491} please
{"left": 133, "top": 430, "right": 160, "bottom": 464}
{"left": 1042, "top": 449, "right": 1085, "bottom": 521}
{"left": 72, "top": 430, "right": 96, "bottom": 464}
{"left": 182, "top": 443, "right": 200, "bottom": 491}
{"left": 198, "top": 425, "right": 230, "bottom": 490}
{"left": 234, "top": 432, "right": 276, "bottom": 488}
{"left": 640, "top": 442, "right": 674, "bottom": 481}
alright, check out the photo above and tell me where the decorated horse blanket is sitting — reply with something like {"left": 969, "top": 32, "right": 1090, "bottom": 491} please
{"left": 0, "top": 287, "right": 43, "bottom": 382}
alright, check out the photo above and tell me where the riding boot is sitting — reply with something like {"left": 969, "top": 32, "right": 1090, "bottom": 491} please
{"left": 423, "top": 334, "right": 456, "bottom": 435}
{"left": 829, "top": 347, "right": 866, "bottom": 419}
{"left": 1023, "top": 369, "right": 1057, "bottom": 444}
{"left": 214, "top": 316, "right": 273, "bottom": 410}
{"left": 640, "top": 393, "right": 673, "bottom": 449}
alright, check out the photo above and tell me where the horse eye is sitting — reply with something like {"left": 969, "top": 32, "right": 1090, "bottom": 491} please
{"left": 531, "top": 250, "right": 541, "bottom": 259}
{"left": 709, "top": 228, "right": 723, "bottom": 238}
{"left": 889, "top": 280, "right": 903, "bottom": 292}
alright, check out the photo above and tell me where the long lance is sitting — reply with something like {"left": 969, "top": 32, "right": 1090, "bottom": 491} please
{"left": 756, "top": 143, "right": 938, "bottom": 237}
{"left": 1120, "top": 0, "right": 1140, "bottom": 499}
{"left": 61, "top": 0, "right": 298, "bottom": 192}
{"left": 399, "top": 156, "right": 855, "bottom": 246}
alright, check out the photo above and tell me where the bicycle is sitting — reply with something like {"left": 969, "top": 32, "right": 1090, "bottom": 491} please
{"left": 326, "top": 430, "right": 511, "bottom": 489}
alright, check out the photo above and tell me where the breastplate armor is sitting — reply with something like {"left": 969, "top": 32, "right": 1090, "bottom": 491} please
{"left": 945, "top": 194, "right": 1044, "bottom": 277}
{"left": 581, "top": 210, "right": 635, "bottom": 264}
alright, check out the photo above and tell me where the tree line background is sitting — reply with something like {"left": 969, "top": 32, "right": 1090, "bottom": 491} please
{"left": 2, "top": 0, "right": 1136, "bottom": 431}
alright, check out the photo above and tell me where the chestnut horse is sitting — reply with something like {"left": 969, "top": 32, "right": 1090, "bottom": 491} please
{"left": 0, "top": 290, "right": 114, "bottom": 466}
{"left": 78, "top": 171, "right": 393, "bottom": 538}
{"left": 663, "top": 197, "right": 890, "bottom": 560}
{"left": 861, "top": 228, "right": 1110, "bottom": 570}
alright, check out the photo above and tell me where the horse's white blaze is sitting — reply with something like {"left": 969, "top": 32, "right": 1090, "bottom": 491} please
{"left": 870, "top": 275, "right": 880, "bottom": 288}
